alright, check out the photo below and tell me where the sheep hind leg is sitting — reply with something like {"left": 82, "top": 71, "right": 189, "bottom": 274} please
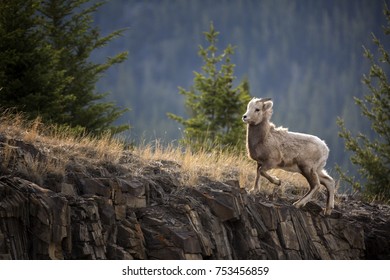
{"left": 293, "top": 167, "right": 320, "bottom": 209}
{"left": 319, "top": 170, "right": 335, "bottom": 216}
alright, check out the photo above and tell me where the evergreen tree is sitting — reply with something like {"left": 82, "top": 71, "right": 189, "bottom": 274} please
{"left": 168, "top": 23, "right": 251, "bottom": 151}
{"left": 0, "top": 0, "right": 129, "bottom": 135}
{"left": 337, "top": 6, "right": 390, "bottom": 201}
{"left": 40, "top": 0, "right": 129, "bottom": 134}
{"left": 0, "top": 0, "right": 68, "bottom": 121}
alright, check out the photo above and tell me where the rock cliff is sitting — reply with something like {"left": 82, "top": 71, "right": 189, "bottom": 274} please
{"left": 0, "top": 133, "right": 389, "bottom": 260}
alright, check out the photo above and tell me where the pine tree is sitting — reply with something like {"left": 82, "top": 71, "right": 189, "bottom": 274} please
{"left": 0, "top": 0, "right": 129, "bottom": 135}
{"left": 0, "top": 0, "right": 68, "bottom": 121}
{"left": 337, "top": 6, "right": 390, "bottom": 201}
{"left": 168, "top": 23, "right": 251, "bottom": 151}
{"left": 39, "top": 0, "right": 129, "bottom": 134}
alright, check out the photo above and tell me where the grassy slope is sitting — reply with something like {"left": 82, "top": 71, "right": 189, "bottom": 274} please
{"left": 0, "top": 111, "right": 311, "bottom": 198}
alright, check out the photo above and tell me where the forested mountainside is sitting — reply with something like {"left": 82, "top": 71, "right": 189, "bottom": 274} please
{"left": 91, "top": 0, "right": 389, "bottom": 181}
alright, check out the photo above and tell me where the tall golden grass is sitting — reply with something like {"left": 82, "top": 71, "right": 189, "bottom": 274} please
{"left": 134, "top": 140, "right": 257, "bottom": 187}
{"left": 0, "top": 110, "right": 125, "bottom": 184}
{"left": 133, "top": 140, "right": 310, "bottom": 196}
{"left": 0, "top": 110, "right": 124, "bottom": 163}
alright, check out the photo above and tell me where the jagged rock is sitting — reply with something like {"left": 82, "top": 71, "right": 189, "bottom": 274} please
{"left": 0, "top": 136, "right": 389, "bottom": 260}
{"left": 119, "top": 179, "right": 147, "bottom": 209}
{"left": 106, "top": 244, "right": 133, "bottom": 259}
{"left": 78, "top": 178, "right": 112, "bottom": 197}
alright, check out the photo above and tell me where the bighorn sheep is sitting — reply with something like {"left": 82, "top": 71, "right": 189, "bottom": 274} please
{"left": 242, "top": 97, "right": 335, "bottom": 215}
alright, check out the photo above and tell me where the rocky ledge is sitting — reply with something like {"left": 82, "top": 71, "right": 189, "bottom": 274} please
{"left": 0, "top": 137, "right": 389, "bottom": 260}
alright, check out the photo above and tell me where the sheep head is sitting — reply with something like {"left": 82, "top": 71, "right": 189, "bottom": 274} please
{"left": 242, "top": 97, "right": 273, "bottom": 125}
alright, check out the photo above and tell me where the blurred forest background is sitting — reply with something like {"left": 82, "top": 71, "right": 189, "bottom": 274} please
{"left": 91, "top": 0, "right": 390, "bottom": 181}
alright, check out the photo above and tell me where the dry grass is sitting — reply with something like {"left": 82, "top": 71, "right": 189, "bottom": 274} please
{"left": 0, "top": 110, "right": 125, "bottom": 184}
{"left": 134, "top": 140, "right": 309, "bottom": 196}
{"left": 134, "top": 140, "right": 257, "bottom": 188}
{"left": 0, "top": 110, "right": 124, "bottom": 163}
{"left": 0, "top": 110, "right": 308, "bottom": 196}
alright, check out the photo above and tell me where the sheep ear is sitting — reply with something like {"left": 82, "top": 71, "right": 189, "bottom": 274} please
{"left": 263, "top": 100, "right": 273, "bottom": 111}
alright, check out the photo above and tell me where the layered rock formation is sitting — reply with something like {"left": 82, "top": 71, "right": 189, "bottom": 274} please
{"left": 0, "top": 135, "right": 389, "bottom": 260}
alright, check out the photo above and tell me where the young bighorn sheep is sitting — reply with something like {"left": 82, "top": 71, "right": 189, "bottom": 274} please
{"left": 242, "top": 97, "right": 335, "bottom": 215}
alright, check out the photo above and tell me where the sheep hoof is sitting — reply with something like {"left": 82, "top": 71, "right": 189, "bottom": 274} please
{"left": 323, "top": 208, "right": 332, "bottom": 216}
{"left": 251, "top": 189, "right": 261, "bottom": 195}
{"left": 293, "top": 200, "right": 303, "bottom": 208}
{"left": 247, "top": 187, "right": 258, "bottom": 194}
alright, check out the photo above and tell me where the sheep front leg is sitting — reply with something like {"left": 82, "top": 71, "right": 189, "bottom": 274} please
{"left": 252, "top": 162, "right": 262, "bottom": 193}
{"left": 253, "top": 163, "right": 281, "bottom": 193}
{"left": 260, "top": 170, "right": 281, "bottom": 186}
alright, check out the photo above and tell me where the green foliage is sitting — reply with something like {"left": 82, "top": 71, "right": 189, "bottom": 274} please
{"left": 337, "top": 6, "right": 390, "bottom": 201}
{"left": 0, "top": 0, "right": 68, "bottom": 122}
{"left": 168, "top": 23, "right": 251, "bottom": 151}
{"left": 0, "top": 0, "right": 129, "bottom": 135}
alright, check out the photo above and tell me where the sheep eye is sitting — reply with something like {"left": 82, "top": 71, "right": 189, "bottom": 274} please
{"left": 255, "top": 108, "right": 260, "bottom": 112}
